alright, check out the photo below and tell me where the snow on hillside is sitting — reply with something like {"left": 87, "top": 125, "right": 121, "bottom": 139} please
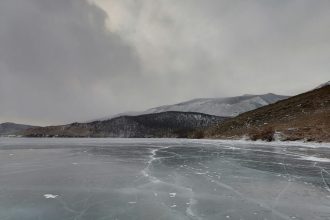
{"left": 93, "top": 93, "right": 289, "bottom": 122}
{"left": 140, "top": 93, "right": 288, "bottom": 117}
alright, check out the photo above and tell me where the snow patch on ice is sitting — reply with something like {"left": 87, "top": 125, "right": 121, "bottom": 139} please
{"left": 169, "top": 192, "right": 176, "bottom": 198}
{"left": 43, "top": 194, "right": 58, "bottom": 199}
{"left": 195, "top": 172, "right": 208, "bottom": 175}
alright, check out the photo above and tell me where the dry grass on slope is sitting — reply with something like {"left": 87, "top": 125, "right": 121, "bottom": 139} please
{"left": 204, "top": 85, "right": 330, "bottom": 142}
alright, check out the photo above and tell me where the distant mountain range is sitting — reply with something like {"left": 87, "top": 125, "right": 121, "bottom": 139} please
{"left": 98, "top": 93, "right": 289, "bottom": 120}
{"left": 3, "top": 81, "right": 329, "bottom": 142}
{"left": 22, "top": 93, "right": 288, "bottom": 138}
{"left": 23, "top": 112, "right": 227, "bottom": 138}
{"left": 0, "top": 122, "right": 37, "bottom": 136}
{"left": 204, "top": 85, "right": 330, "bottom": 142}
{"left": 140, "top": 93, "right": 289, "bottom": 117}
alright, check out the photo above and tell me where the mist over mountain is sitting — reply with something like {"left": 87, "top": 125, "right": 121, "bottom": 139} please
{"left": 0, "top": 123, "right": 37, "bottom": 136}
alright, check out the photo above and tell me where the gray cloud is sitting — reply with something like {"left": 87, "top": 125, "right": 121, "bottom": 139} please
{"left": 0, "top": 0, "right": 143, "bottom": 125}
{"left": 1, "top": 0, "right": 329, "bottom": 125}
{"left": 95, "top": 0, "right": 330, "bottom": 95}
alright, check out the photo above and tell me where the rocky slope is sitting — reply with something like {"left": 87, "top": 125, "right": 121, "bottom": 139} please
{"left": 203, "top": 85, "right": 330, "bottom": 142}
{"left": 24, "top": 111, "right": 227, "bottom": 138}
{"left": 0, "top": 122, "right": 37, "bottom": 136}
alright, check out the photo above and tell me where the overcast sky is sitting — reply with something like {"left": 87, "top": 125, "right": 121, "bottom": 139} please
{"left": 0, "top": 0, "right": 329, "bottom": 125}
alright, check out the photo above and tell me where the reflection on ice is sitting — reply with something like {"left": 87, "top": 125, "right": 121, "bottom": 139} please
{"left": 0, "top": 138, "right": 329, "bottom": 220}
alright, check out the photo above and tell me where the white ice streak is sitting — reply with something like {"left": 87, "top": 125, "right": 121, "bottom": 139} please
{"left": 140, "top": 146, "right": 204, "bottom": 219}
{"left": 299, "top": 156, "right": 330, "bottom": 163}
{"left": 186, "top": 196, "right": 201, "bottom": 220}
{"left": 214, "top": 179, "right": 292, "bottom": 220}
{"left": 169, "top": 192, "right": 176, "bottom": 198}
{"left": 312, "top": 162, "right": 330, "bottom": 193}
{"left": 141, "top": 148, "right": 162, "bottom": 183}
{"left": 188, "top": 139, "right": 330, "bottom": 149}
{"left": 43, "top": 194, "right": 58, "bottom": 199}
{"left": 195, "top": 172, "right": 208, "bottom": 175}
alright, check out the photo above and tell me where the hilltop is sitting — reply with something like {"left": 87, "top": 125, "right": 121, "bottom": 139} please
{"left": 203, "top": 85, "right": 330, "bottom": 142}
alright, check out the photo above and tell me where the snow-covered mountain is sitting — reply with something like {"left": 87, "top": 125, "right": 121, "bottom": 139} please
{"left": 133, "top": 93, "right": 289, "bottom": 118}
{"left": 90, "top": 93, "right": 289, "bottom": 123}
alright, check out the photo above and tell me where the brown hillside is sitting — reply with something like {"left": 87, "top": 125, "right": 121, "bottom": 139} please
{"left": 204, "top": 85, "right": 330, "bottom": 142}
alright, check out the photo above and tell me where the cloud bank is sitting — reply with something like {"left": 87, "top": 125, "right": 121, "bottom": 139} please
{"left": 1, "top": 0, "right": 329, "bottom": 125}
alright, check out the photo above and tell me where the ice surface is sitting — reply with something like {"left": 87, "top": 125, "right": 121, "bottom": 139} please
{"left": 0, "top": 138, "right": 329, "bottom": 220}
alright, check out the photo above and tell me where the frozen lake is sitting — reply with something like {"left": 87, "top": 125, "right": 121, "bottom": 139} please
{"left": 0, "top": 138, "right": 330, "bottom": 220}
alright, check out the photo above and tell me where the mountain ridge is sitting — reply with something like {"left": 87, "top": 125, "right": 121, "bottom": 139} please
{"left": 203, "top": 85, "right": 330, "bottom": 142}
{"left": 0, "top": 122, "right": 37, "bottom": 136}
{"left": 24, "top": 111, "right": 228, "bottom": 138}
{"left": 95, "top": 93, "right": 289, "bottom": 121}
